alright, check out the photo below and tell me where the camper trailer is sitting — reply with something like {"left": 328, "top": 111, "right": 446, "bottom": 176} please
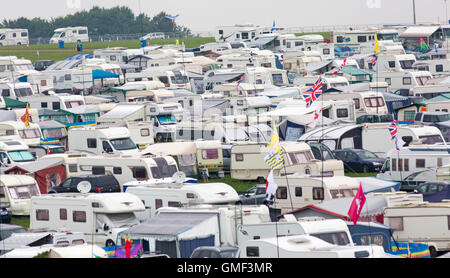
{"left": 377, "top": 145, "right": 450, "bottom": 190}
{"left": 230, "top": 142, "right": 344, "bottom": 182}
{"left": 76, "top": 155, "right": 179, "bottom": 187}
{"left": 331, "top": 29, "right": 377, "bottom": 54}
{"left": 320, "top": 91, "right": 389, "bottom": 118}
{"left": 45, "top": 68, "right": 93, "bottom": 94}
{"left": 0, "top": 29, "right": 29, "bottom": 46}
{"left": 383, "top": 201, "right": 450, "bottom": 256}
{"left": 29, "top": 193, "right": 145, "bottom": 247}
{"left": 0, "top": 175, "right": 40, "bottom": 216}
{"left": 49, "top": 27, "right": 89, "bottom": 44}
{"left": 0, "top": 81, "right": 34, "bottom": 100}
{"left": 93, "top": 47, "right": 145, "bottom": 66}
{"left": 124, "top": 181, "right": 239, "bottom": 221}
{"left": 20, "top": 93, "right": 85, "bottom": 111}
{"left": 0, "top": 121, "right": 42, "bottom": 147}
{"left": 125, "top": 68, "right": 191, "bottom": 90}
{"left": 39, "top": 152, "right": 90, "bottom": 178}
{"left": 67, "top": 126, "right": 140, "bottom": 156}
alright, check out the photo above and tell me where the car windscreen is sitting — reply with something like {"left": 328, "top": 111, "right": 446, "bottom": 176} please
{"left": 8, "top": 150, "right": 35, "bottom": 162}
{"left": 355, "top": 150, "right": 378, "bottom": 159}
{"left": 97, "top": 213, "right": 139, "bottom": 228}
{"left": 110, "top": 138, "right": 137, "bottom": 151}
{"left": 419, "top": 135, "right": 444, "bottom": 144}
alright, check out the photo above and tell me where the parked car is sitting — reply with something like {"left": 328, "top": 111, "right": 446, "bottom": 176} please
{"left": 237, "top": 185, "right": 267, "bottom": 205}
{"left": 412, "top": 181, "right": 450, "bottom": 203}
{"left": 356, "top": 114, "right": 393, "bottom": 124}
{"left": 140, "top": 32, "right": 165, "bottom": 41}
{"left": 32, "top": 60, "right": 54, "bottom": 71}
{"left": 190, "top": 246, "right": 239, "bottom": 258}
{"left": 0, "top": 224, "right": 26, "bottom": 241}
{"left": 0, "top": 203, "right": 12, "bottom": 224}
{"left": 307, "top": 142, "right": 337, "bottom": 161}
{"left": 414, "top": 112, "right": 450, "bottom": 126}
{"left": 332, "top": 149, "right": 386, "bottom": 173}
{"left": 47, "top": 175, "right": 121, "bottom": 194}
{"left": 29, "top": 145, "right": 66, "bottom": 159}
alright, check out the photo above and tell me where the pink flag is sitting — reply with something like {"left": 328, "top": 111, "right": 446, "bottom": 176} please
{"left": 333, "top": 58, "right": 347, "bottom": 75}
{"left": 348, "top": 184, "right": 366, "bottom": 226}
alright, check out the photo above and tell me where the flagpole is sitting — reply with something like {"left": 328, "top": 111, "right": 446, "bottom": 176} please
{"left": 363, "top": 192, "right": 374, "bottom": 257}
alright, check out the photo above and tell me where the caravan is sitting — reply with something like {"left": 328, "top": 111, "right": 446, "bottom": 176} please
{"left": 29, "top": 193, "right": 145, "bottom": 247}
{"left": 0, "top": 29, "right": 29, "bottom": 46}
{"left": 0, "top": 81, "right": 34, "bottom": 100}
{"left": 49, "top": 27, "right": 89, "bottom": 44}
{"left": 125, "top": 68, "right": 191, "bottom": 90}
{"left": 0, "top": 175, "right": 40, "bottom": 216}
{"left": 0, "top": 121, "right": 42, "bottom": 147}
{"left": 0, "top": 139, "right": 36, "bottom": 171}
{"left": 45, "top": 68, "right": 93, "bottom": 94}
{"left": 20, "top": 93, "right": 85, "bottom": 111}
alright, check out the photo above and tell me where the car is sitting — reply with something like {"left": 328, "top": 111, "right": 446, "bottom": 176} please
{"left": 0, "top": 224, "right": 26, "bottom": 241}
{"left": 356, "top": 114, "right": 393, "bottom": 124}
{"left": 140, "top": 32, "right": 166, "bottom": 41}
{"left": 414, "top": 112, "right": 450, "bottom": 126}
{"left": 237, "top": 185, "right": 267, "bottom": 205}
{"left": 32, "top": 60, "right": 54, "bottom": 71}
{"left": 190, "top": 246, "right": 239, "bottom": 258}
{"left": 307, "top": 142, "right": 337, "bottom": 161}
{"left": 29, "top": 145, "right": 66, "bottom": 159}
{"left": 332, "top": 149, "right": 386, "bottom": 173}
{"left": 412, "top": 181, "right": 450, "bottom": 203}
{"left": 0, "top": 203, "right": 12, "bottom": 224}
{"left": 48, "top": 175, "right": 121, "bottom": 194}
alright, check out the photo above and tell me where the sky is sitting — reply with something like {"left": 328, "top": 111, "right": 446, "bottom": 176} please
{"left": 0, "top": 0, "right": 448, "bottom": 32}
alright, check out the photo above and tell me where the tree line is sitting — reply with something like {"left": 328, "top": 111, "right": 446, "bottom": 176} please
{"left": 0, "top": 6, "right": 192, "bottom": 38}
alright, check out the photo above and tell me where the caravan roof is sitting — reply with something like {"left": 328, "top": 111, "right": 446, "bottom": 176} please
{"left": 299, "top": 124, "right": 361, "bottom": 141}
{"left": 0, "top": 175, "right": 36, "bottom": 187}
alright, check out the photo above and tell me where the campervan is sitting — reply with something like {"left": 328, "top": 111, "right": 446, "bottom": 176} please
{"left": 0, "top": 29, "right": 29, "bottom": 46}
{"left": 20, "top": 93, "right": 85, "bottom": 111}
{"left": 49, "top": 27, "right": 89, "bottom": 44}
{"left": 272, "top": 174, "right": 361, "bottom": 214}
{"left": 0, "top": 121, "right": 42, "bottom": 146}
{"left": 211, "top": 82, "right": 265, "bottom": 97}
{"left": 29, "top": 193, "right": 145, "bottom": 247}
{"left": 378, "top": 145, "right": 450, "bottom": 190}
{"left": 331, "top": 29, "right": 377, "bottom": 54}
{"left": 124, "top": 181, "right": 239, "bottom": 221}
{"left": 294, "top": 76, "right": 350, "bottom": 91}
{"left": 383, "top": 201, "right": 450, "bottom": 256}
{"left": 125, "top": 68, "right": 191, "bottom": 90}
{"left": 215, "top": 50, "right": 276, "bottom": 69}
{"left": 0, "top": 175, "right": 40, "bottom": 216}
{"left": 76, "top": 155, "right": 179, "bottom": 186}
{"left": 414, "top": 50, "right": 450, "bottom": 77}
{"left": 68, "top": 126, "right": 140, "bottom": 156}
{"left": 230, "top": 142, "right": 345, "bottom": 182}
{"left": 146, "top": 102, "right": 183, "bottom": 142}
{"left": 0, "top": 139, "right": 36, "bottom": 171}
{"left": 96, "top": 121, "right": 155, "bottom": 149}
{"left": 93, "top": 47, "right": 145, "bottom": 66}
{"left": 45, "top": 68, "right": 93, "bottom": 94}
{"left": 215, "top": 24, "right": 267, "bottom": 43}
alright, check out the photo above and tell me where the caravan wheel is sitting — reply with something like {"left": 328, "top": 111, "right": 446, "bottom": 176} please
{"left": 429, "top": 246, "right": 437, "bottom": 258}
{"left": 156, "top": 133, "right": 164, "bottom": 142}
{"left": 105, "top": 239, "right": 115, "bottom": 247}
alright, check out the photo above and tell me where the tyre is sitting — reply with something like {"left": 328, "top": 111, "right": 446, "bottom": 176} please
{"left": 156, "top": 133, "right": 164, "bottom": 142}
{"left": 17, "top": 42, "right": 21, "bottom": 45}
{"left": 429, "top": 246, "right": 437, "bottom": 258}
{"left": 105, "top": 239, "right": 115, "bottom": 247}
{"left": 257, "top": 177, "right": 266, "bottom": 184}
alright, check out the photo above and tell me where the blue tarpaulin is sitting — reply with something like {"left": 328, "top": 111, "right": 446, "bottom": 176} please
{"left": 64, "top": 53, "right": 94, "bottom": 60}
{"left": 92, "top": 69, "right": 120, "bottom": 82}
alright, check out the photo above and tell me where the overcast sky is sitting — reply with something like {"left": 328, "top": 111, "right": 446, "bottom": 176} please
{"left": 0, "top": 0, "right": 448, "bottom": 32}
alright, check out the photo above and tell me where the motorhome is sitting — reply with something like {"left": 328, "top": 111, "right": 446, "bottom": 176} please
{"left": 49, "top": 27, "right": 89, "bottom": 44}
{"left": 0, "top": 175, "right": 40, "bottom": 216}
{"left": 245, "top": 67, "right": 290, "bottom": 86}
{"left": 125, "top": 67, "right": 191, "bottom": 90}
{"left": 414, "top": 50, "right": 450, "bottom": 77}
{"left": 124, "top": 181, "right": 239, "bottom": 221}
{"left": 75, "top": 155, "right": 179, "bottom": 186}
{"left": 377, "top": 145, "right": 450, "bottom": 190}
{"left": 93, "top": 47, "right": 145, "bottom": 66}
{"left": 0, "top": 29, "right": 29, "bottom": 46}
{"left": 331, "top": 29, "right": 377, "bottom": 54}
{"left": 20, "top": 93, "right": 85, "bottom": 111}
{"left": 29, "top": 193, "right": 145, "bottom": 247}
{"left": 140, "top": 141, "right": 224, "bottom": 177}
{"left": 124, "top": 89, "right": 175, "bottom": 103}
{"left": 272, "top": 174, "right": 361, "bottom": 214}
{"left": 383, "top": 201, "right": 450, "bottom": 256}
{"left": 230, "top": 142, "right": 345, "bottom": 182}
{"left": 215, "top": 50, "right": 277, "bottom": 69}
{"left": 376, "top": 54, "right": 417, "bottom": 73}
{"left": 214, "top": 24, "right": 268, "bottom": 43}
{"left": 0, "top": 81, "right": 34, "bottom": 100}
{"left": 0, "top": 139, "right": 36, "bottom": 171}
{"left": 294, "top": 76, "right": 350, "bottom": 91}
{"left": 45, "top": 68, "right": 93, "bottom": 94}
{"left": 68, "top": 126, "right": 140, "bottom": 156}
{"left": 99, "top": 121, "right": 155, "bottom": 149}
{"left": 211, "top": 82, "right": 265, "bottom": 97}
{"left": 0, "top": 121, "right": 42, "bottom": 146}
{"left": 228, "top": 96, "right": 271, "bottom": 116}
{"left": 320, "top": 91, "right": 389, "bottom": 118}
{"left": 146, "top": 102, "right": 183, "bottom": 142}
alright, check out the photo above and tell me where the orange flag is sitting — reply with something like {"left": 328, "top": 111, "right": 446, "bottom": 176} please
{"left": 20, "top": 103, "right": 30, "bottom": 127}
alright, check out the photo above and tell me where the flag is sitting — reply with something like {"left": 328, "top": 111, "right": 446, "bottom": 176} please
{"left": 371, "top": 55, "right": 378, "bottom": 66}
{"left": 236, "top": 75, "right": 244, "bottom": 91}
{"left": 271, "top": 20, "right": 276, "bottom": 32}
{"left": 265, "top": 120, "right": 285, "bottom": 169}
{"left": 388, "top": 116, "right": 402, "bottom": 151}
{"left": 303, "top": 76, "right": 323, "bottom": 108}
{"left": 420, "top": 38, "right": 429, "bottom": 51}
{"left": 314, "top": 108, "right": 322, "bottom": 120}
{"left": 333, "top": 58, "right": 347, "bottom": 75}
{"left": 20, "top": 103, "right": 30, "bottom": 127}
{"left": 348, "top": 184, "right": 366, "bottom": 226}
{"left": 434, "top": 40, "right": 438, "bottom": 53}
{"left": 268, "top": 120, "right": 282, "bottom": 154}
{"left": 374, "top": 34, "right": 379, "bottom": 55}
{"left": 265, "top": 170, "right": 278, "bottom": 204}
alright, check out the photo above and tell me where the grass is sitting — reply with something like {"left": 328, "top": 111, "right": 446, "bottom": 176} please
{"left": 295, "top": 32, "right": 331, "bottom": 41}
{"left": 0, "top": 37, "right": 216, "bottom": 62}
{"left": 10, "top": 216, "right": 30, "bottom": 229}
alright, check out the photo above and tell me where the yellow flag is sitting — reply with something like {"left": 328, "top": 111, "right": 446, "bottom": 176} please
{"left": 176, "top": 39, "right": 179, "bottom": 46}
{"left": 268, "top": 120, "right": 282, "bottom": 154}
{"left": 374, "top": 34, "right": 379, "bottom": 55}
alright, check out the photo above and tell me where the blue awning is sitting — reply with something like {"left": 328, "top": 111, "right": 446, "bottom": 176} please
{"left": 92, "top": 69, "right": 119, "bottom": 80}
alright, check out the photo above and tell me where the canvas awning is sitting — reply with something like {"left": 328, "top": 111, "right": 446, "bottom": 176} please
{"left": 305, "top": 60, "right": 334, "bottom": 73}
{"left": 141, "top": 142, "right": 197, "bottom": 156}
{"left": 248, "top": 35, "right": 277, "bottom": 48}
{"left": 99, "top": 104, "right": 144, "bottom": 120}
{"left": 36, "top": 120, "right": 66, "bottom": 130}
{"left": 61, "top": 105, "right": 100, "bottom": 115}
{"left": 400, "top": 26, "right": 440, "bottom": 38}
{"left": 92, "top": 69, "right": 120, "bottom": 80}
{"left": 312, "top": 196, "right": 388, "bottom": 217}
{"left": 0, "top": 233, "right": 52, "bottom": 251}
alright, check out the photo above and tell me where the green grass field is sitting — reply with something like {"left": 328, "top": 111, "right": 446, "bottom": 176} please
{"left": 296, "top": 32, "right": 331, "bottom": 41}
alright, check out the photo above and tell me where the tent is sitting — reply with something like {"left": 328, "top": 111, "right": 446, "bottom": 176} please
{"left": 4, "top": 157, "right": 66, "bottom": 194}
{"left": 125, "top": 212, "right": 219, "bottom": 258}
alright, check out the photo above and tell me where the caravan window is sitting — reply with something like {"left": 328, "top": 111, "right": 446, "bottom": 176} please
{"left": 36, "top": 209, "right": 49, "bottom": 221}
{"left": 388, "top": 217, "right": 403, "bottom": 231}
{"left": 272, "top": 74, "right": 284, "bottom": 86}
{"left": 1, "top": 89, "right": 10, "bottom": 97}
{"left": 289, "top": 152, "right": 314, "bottom": 164}
{"left": 87, "top": 138, "right": 97, "bottom": 148}
{"left": 8, "top": 151, "right": 35, "bottom": 162}
{"left": 168, "top": 201, "right": 182, "bottom": 208}
{"left": 202, "top": 149, "right": 219, "bottom": 159}
{"left": 276, "top": 187, "right": 287, "bottom": 199}
{"left": 419, "top": 135, "right": 444, "bottom": 144}
{"left": 73, "top": 211, "right": 87, "bottom": 223}
{"left": 357, "top": 36, "right": 367, "bottom": 43}
{"left": 110, "top": 138, "right": 137, "bottom": 151}
{"left": 8, "top": 185, "right": 39, "bottom": 199}
{"left": 399, "top": 60, "right": 415, "bottom": 70}
{"left": 133, "top": 167, "right": 147, "bottom": 179}
{"left": 18, "top": 129, "right": 41, "bottom": 139}
{"left": 353, "top": 98, "right": 360, "bottom": 109}
{"left": 312, "top": 187, "right": 324, "bottom": 200}
{"left": 336, "top": 109, "right": 348, "bottom": 118}
{"left": 14, "top": 88, "right": 33, "bottom": 97}
{"left": 416, "top": 159, "right": 426, "bottom": 168}
{"left": 60, "top": 208, "right": 67, "bottom": 220}
{"left": 311, "top": 232, "right": 350, "bottom": 246}
{"left": 155, "top": 199, "right": 163, "bottom": 209}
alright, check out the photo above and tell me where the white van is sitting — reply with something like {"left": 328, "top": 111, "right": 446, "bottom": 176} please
{"left": 49, "top": 27, "right": 89, "bottom": 44}
{"left": 0, "top": 175, "right": 40, "bottom": 216}
{"left": 0, "top": 139, "right": 36, "bottom": 171}
{"left": 29, "top": 193, "right": 145, "bottom": 247}
{"left": 68, "top": 126, "right": 140, "bottom": 156}
{"left": 0, "top": 29, "right": 29, "bottom": 46}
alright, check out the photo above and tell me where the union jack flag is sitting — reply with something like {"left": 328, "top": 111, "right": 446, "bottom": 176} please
{"left": 388, "top": 118, "right": 401, "bottom": 151}
{"left": 237, "top": 75, "right": 244, "bottom": 91}
{"left": 371, "top": 55, "right": 378, "bottom": 66}
{"left": 314, "top": 109, "right": 322, "bottom": 120}
{"left": 303, "top": 76, "right": 323, "bottom": 108}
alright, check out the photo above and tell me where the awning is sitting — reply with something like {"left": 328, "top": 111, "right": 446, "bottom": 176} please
{"left": 141, "top": 142, "right": 197, "bottom": 156}
{"left": 248, "top": 35, "right": 277, "bottom": 48}
{"left": 400, "top": 26, "right": 440, "bottom": 38}
{"left": 0, "top": 233, "right": 52, "bottom": 251}
{"left": 3, "top": 97, "right": 27, "bottom": 109}
{"left": 357, "top": 177, "right": 401, "bottom": 193}
{"left": 305, "top": 60, "right": 334, "bottom": 73}
{"left": 61, "top": 104, "right": 100, "bottom": 115}
{"left": 92, "top": 69, "right": 119, "bottom": 80}
{"left": 99, "top": 104, "right": 144, "bottom": 119}
{"left": 313, "top": 196, "right": 388, "bottom": 217}
{"left": 205, "top": 72, "right": 244, "bottom": 83}
{"left": 36, "top": 120, "right": 66, "bottom": 130}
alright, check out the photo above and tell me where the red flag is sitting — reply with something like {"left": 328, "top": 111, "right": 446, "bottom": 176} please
{"left": 333, "top": 58, "right": 347, "bottom": 75}
{"left": 348, "top": 184, "right": 366, "bottom": 226}
{"left": 20, "top": 103, "right": 30, "bottom": 127}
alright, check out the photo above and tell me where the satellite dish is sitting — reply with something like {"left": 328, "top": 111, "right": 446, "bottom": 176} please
{"left": 77, "top": 181, "right": 92, "bottom": 194}
{"left": 172, "top": 171, "right": 186, "bottom": 184}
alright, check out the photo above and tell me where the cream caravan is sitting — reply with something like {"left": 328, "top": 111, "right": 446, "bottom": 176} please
{"left": 0, "top": 175, "right": 40, "bottom": 216}
{"left": 0, "top": 121, "right": 42, "bottom": 146}
{"left": 0, "top": 139, "right": 36, "bottom": 171}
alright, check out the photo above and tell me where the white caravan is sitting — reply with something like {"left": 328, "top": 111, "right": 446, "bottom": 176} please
{"left": 383, "top": 201, "right": 450, "bottom": 256}
{"left": 0, "top": 139, "right": 36, "bottom": 171}
{"left": 237, "top": 234, "right": 388, "bottom": 258}
{"left": 230, "top": 142, "right": 344, "bottom": 182}
{"left": 320, "top": 91, "right": 389, "bottom": 118}
{"left": 93, "top": 47, "right": 145, "bottom": 66}
{"left": 125, "top": 68, "right": 191, "bottom": 90}
{"left": 29, "top": 193, "right": 145, "bottom": 247}
{"left": 0, "top": 175, "right": 40, "bottom": 216}
{"left": 39, "top": 152, "right": 91, "bottom": 178}
{"left": 0, "top": 29, "right": 29, "bottom": 46}
{"left": 272, "top": 174, "right": 361, "bottom": 214}
{"left": 68, "top": 126, "right": 140, "bottom": 156}
{"left": 45, "top": 68, "right": 93, "bottom": 94}
{"left": 124, "top": 181, "right": 240, "bottom": 221}
{"left": 20, "top": 93, "right": 85, "bottom": 111}
{"left": 331, "top": 29, "right": 378, "bottom": 54}
{"left": 414, "top": 51, "right": 450, "bottom": 77}
{"left": 76, "top": 155, "right": 179, "bottom": 187}
{"left": 0, "top": 121, "right": 42, "bottom": 146}
{"left": 78, "top": 58, "right": 124, "bottom": 86}
{"left": 215, "top": 24, "right": 267, "bottom": 43}
{"left": 294, "top": 76, "right": 350, "bottom": 91}
{"left": 97, "top": 121, "right": 155, "bottom": 149}
{"left": 49, "top": 27, "right": 89, "bottom": 44}
{"left": 216, "top": 50, "right": 277, "bottom": 69}
{"left": 175, "top": 121, "right": 251, "bottom": 144}
{"left": 377, "top": 145, "right": 450, "bottom": 187}
{"left": 0, "top": 81, "right": 34, "bottom": 99}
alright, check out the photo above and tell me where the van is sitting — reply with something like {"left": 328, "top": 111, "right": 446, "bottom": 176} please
{"left": 0, "top": 175, "right": 40, "bottom": 216}
{"left": 0, "top": 29, "right": 29, "bottom": 46}
{"left": 29, "top": 193, "right": 145, "bottom": 247}
{"left": 49, "top": 27, "right": 89, "bottom": 44}
{"left": 0, "top": 139, "right": 36, "bottom": 171}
